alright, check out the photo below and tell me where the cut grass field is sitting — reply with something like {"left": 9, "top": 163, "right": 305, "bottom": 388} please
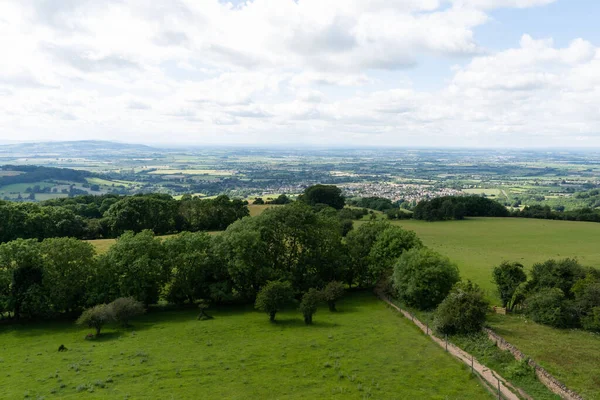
{"left": 376, "top": 217, "right": 600, "bottom": 398}
{"left": 0, "top": 292, "right": 490, "bottom": 399}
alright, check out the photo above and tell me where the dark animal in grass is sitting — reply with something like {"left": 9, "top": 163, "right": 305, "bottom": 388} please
{"left": 58, "top": 344, "right": 68, "bottom": 352}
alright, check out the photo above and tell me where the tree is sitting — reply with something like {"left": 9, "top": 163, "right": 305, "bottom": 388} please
{"left": 321, "top": 281, "right": 345, "bottom": 312}
{"left": 434, "top": 281, "right": 489, "bottom": 335}
{"left": 93, "top": 230, "right": 168, "bottom": 305}
{"left": 529, "top": 258, "right": 586, "bottom": 298}
{"left": 572, "top": 272, "right": 600, "bottom": 331}
{"left": 300, "top": 185, "right": 345, "bottom": 210}
{"left": 369, "top": 226, "right": 422, "bottom": 283}
{"left": 103, "top": 195, "right": 179, "bottom": 235}
{"left": 109, "top": 297, "right": 145, "bottom": 327}
{"left": 344, "top": 221, "right": 390, "bottom": 287}
{"left": 299, "top": 288, "right": 321, "bottom": 325}
{"left": 163, "top": 232, "right": 226, "bottom": 304}
{"left": 492, "top": 261, "right": 527, "bottom": 310}
{"left": 40, "top": 238, "right": 96, "bottom": 313}
{"left": 76, "top": 304, "right": 114, "bottom": 336}
{"left": 393, "top": 247, "right": 460, "bottom": 310}
{"left": 255, "top": 281, "right": 294, "bottom": 322}
{"left": 253, "top": 198, "right": 265, "bottom": 205}
{"left": 524, "top": 288, "right": 575, "bottom": 328}
{"left": 0, "top": 239, "right": 44, "bottom": 319}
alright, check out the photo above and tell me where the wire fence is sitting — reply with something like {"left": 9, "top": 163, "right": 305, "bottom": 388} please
{"left": 376, "top": 291, "right": 523, "bottom": 400}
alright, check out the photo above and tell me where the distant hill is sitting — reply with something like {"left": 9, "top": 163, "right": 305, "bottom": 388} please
{"left": 0, "top": 140, "right": 160, "bottom": 158}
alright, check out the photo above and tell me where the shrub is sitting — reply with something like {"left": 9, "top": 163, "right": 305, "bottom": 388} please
{"left": 254, "top": 281, "right": 294, "bottom": 322}
{"left": 393, "top": 247, "right": 460, "bottom": 310}
{"left": 299, "top": 288, "right": 321, "bottom": 325}
{"left": 581, "top": 307, "right": 600, "bottom": 332}
{"left": 76, "top": 304, "right": 114, "bottom": 336}
{"left": 109, "top": 297, "right": 145, "bottom": 327}
{"left": 434, "top": 281, "right": 489, "bottom": 335}
{"left": 321, "top": 281, "right": 345, "bottom": 312}
{"left": 524, "top": 288, "right": 575, "bottom": 328}
{"left": 492, "top": 261, "right": 527, "bottom": 310}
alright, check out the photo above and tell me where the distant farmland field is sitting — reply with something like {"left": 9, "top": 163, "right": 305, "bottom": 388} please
{"left": 0, "top": 292, "right": 490, "bottom": 399}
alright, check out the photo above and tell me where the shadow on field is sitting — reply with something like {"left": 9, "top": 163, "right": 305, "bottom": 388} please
{"left": 269, "top": 319, "right": 338, "bottom": 328}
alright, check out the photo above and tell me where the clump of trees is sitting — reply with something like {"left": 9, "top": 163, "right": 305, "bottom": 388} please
{"left": 492, "top": 258, "right": 600, "bottom": 332}
{"left": 299, "top": 184, "right": 345, "bottom": 210}
{"left": 413, "top": 195, "right": 509, "bottom": 221}
{"left": 0, "top": 193, "right": 249, "bottom": 243}
{"left": 321, "top": 281, "right": 345, "bottom": 312}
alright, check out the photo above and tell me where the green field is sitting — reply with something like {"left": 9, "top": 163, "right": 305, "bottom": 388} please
{"left": 382, "top": 218, "right": 600, "bottom": 302}
{"left": 381, "top": 217, "right": 600, "bottom": 398}
{"left": 0, "top": 292, "right": 490, "bottom": 399}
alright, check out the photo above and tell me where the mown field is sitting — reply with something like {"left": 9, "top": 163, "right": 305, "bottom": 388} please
{"left": 383, "top": 217, "right": 600, "bottom": 398}
{"left": 0, "top": 292, "right": 490, "bottom": 399}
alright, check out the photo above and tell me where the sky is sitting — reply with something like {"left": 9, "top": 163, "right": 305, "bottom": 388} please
{"left": 1, "top": 0, "right": 600, "bottom": 148}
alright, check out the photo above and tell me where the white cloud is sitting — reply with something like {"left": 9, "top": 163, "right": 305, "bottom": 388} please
{"left": 0, "top": 0, "right": 598, "bottom": 147}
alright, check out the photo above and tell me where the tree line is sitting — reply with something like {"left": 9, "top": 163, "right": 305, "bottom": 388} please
{"left": 0, "top": 194, "right": 249, "bottom": 243}
{"left": 0, "top": 202, "right": 421, "bottom": 322}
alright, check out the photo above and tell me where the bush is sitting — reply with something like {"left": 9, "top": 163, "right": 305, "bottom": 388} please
{"left": 109, "top": 297, "right": 145, "bottom": 327}
{"left": 321, "top": 281, "right": 345, "bottom": 312}
{"left": 524, "top": 288, "right": 575, "bottom": 328}
{"left": 76, "top": 304, "right": 114, "bottom": 336}
{"left": 434, "top": 281, "right": 489, "bottom": 335}
{"left": 299, "top": 288, "right": 321, "bottom": 325}
{"left": 254, "top": 281, "right": 294, "bottom": 322}
{"left": 393, "top": 248, "right": 460, "bottom": 310}
{"left": 492, "top": 261, "right": 527, "bottom": 310}
{"left": 581, "top": 307, "right": 600, "bottom": 332}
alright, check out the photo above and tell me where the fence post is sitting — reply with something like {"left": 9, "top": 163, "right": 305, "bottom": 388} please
{"left": 445, "top": 334, "right": 448, "bottom": 352}
{"left": 471, "top": 355, "right": 474, "bottom": 374}
{"left": 426, "top": 322, "right": 429, "bottom": 335}
{"left": 497, "top": 376, "right": 501, "bottom": 400}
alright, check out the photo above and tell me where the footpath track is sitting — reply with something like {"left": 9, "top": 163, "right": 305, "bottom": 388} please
{"left": 377, "top": 292, "right": 524, "bottom": 400}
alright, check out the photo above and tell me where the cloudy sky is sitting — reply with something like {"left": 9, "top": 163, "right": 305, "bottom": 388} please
{"left": 1, "top": 0, "right": 600, "bottom": 147}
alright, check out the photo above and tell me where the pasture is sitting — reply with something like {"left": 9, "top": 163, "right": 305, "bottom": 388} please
{"left": 0, "top": 292, "right": 490, "bottom": 399}
{"left": 383, "top": 217, "right": 600, "bottom": 398}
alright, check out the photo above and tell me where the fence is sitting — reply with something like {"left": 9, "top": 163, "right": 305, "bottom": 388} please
{"left": 376, "top": 291, "right": 522, "bottom": 400}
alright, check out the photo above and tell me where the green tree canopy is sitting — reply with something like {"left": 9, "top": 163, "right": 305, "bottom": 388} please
{"left": 393, "top": 247, "right": 460, "bottom": 310}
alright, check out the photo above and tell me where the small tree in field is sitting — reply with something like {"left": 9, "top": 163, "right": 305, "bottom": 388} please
{"left": 109, "top": 297, "right": 145, "bottom": 327}
{"left": 322, "top": 281, "right": 345, "bottom": 312}
{"left": 255, "top": 281, "right": 294, "bottom": 322}
{"left": 434, "top": 281, "right": 489, "bottom": 335}
{"left": 299, "top": 289, "right": 321, "bottom": 325}
{"left": 492, "top": 261, "right": 527, "bottom": 310}
{"left": 76, "top": 304, "right": 114, "bottom": 336}
{"left": 197, "top": 299, "right": 213, "bottom": 321}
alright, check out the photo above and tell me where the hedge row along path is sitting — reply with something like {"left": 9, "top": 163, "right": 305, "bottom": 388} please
{"left": 376, "top": 291, "right": 523, "bottom": 400}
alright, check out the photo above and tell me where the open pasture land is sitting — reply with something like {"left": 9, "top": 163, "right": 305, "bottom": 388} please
{"left": 0, "top": 292, "right": 490, "bottom": 399}
{"left": 380, "top": 217, "right": 600, "bottom": 398}
{"left": 385, "top": 218, "right": 600, "bottom": 301}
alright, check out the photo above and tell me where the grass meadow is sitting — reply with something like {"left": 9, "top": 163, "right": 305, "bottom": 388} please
{"left": 382, "top": 217, "right": 600, "bottom": 398}
{"left": 0, "top": 292, "right": 490, "bottom": 399}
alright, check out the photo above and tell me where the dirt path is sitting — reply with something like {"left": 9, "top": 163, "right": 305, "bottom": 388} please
{"left": 377, "top": 293, "right": 523, "bottom": 400}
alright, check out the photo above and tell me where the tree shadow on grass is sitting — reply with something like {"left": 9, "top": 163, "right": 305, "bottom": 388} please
{"left": 269, "top": 319, "right": 338, "bottom": 328}
{"left": 88, "top": 331, "right": 122, "bottom": 342}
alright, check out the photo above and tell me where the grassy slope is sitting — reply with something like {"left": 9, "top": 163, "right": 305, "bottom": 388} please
{"left": 378, "top": 217, "right": 600, "bottom": 398}
{"left": 0, "top": 292, "right": 490, "bottom": 400}
{"left": 381, "top": 217, "right": 600, "bottom": 302}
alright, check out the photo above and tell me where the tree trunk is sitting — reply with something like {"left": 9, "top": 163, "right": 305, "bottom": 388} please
{"left": 95, "top": 326, "right": 101, "bottom": 336}
{"left": 269, "top": 311, "right": 276, "bottom": 322}
{"left": 328, "top": 301, "right": 336, "bottom": 312}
